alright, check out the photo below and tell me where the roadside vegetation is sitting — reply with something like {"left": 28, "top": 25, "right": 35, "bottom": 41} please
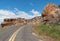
{"left": 32, "top": 22, "right": 60, "bottom": 41}
{"left": 0, "top": 24, "right": 2, "bottom": 29}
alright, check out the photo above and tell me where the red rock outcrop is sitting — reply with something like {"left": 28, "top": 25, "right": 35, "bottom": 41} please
{"left": 42, "top": 3, "right": 57, "bottom": 17}
{"left": 42, "top": 3, "right": 60, "bottom": 23}
{"left": 1, "top": 18, "right": 27, "bottom": 27}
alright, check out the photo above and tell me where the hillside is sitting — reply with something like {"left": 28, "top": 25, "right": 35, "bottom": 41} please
{"left": 32, "top": 3, "right": 60, "bottom": 41}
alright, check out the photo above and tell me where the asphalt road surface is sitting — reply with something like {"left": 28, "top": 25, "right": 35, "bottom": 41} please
{"left": 0, "top": 24, "right": 41, "bottom": 41}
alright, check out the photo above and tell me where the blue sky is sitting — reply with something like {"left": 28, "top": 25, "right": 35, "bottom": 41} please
{"left": 0, "top": 0, "right": 60, "bottom": 23}
{"left": 0, "top": 0, "right": 60, "bottom": 13}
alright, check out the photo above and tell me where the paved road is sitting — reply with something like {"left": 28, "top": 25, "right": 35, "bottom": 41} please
{"left": 0, "top": 24, "right": 39, "bottom": 41}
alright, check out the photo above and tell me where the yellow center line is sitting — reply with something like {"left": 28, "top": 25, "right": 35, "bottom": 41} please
{"left": 9, "top": 26, "right": 24, "bottom": 41}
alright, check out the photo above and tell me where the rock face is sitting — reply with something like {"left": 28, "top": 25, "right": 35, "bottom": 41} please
{"left": 41, "top": 3, "right": 60, "bottom": 24}
{"left": 42, "top": 3, "right": 57, "bottom": 17}
{"left": 30, "top": 3, "right": 60, "bottom": 24}
{"left": 42, "top": 3, "right": 57, "bottom": 16}
{"left": 30, "top": 16, "right": 42, "bottom": 24}
{"left": 1, "top": 18, "right": 27, "bottom": 27}
{"left": 25, "top": 16, "right": 42, "bottom": 25}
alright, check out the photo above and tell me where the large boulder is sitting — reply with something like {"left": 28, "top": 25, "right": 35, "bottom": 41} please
{"left": 42, "top": 3, "right": 57, "bottom": 17}
{"left": 41, "top": 3, "right": 60, "bottom": 23}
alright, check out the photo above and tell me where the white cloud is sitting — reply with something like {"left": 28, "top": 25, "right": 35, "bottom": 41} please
{"left": 14, "top": 8, "right": 19, "bottom": 11}
{"left": 0, "top": 9, "right": 15, "bottom": 16}
{"left": 0, "top": 9, "right": 33, "bottom": 19}
{"left": 0, "top": 10, "right": 17, "bottom": 23}
{"left": 30, "top": 9, "right": 41, "bottom": 17}
{"left": 15, "top": 11, "right": 33, "bottom": 19}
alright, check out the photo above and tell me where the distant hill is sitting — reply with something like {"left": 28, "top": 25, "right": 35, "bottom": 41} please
{"left": 1, "top": 18, "right": 27, "bottom": 27}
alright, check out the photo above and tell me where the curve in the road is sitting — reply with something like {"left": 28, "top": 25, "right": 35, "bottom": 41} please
{"left": 9, "top": 26, "right": 24, "bottom": 41}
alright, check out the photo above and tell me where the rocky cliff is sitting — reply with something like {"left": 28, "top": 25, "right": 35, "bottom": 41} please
{"left": 41, "top": 3, "right": 60, "bottom": 24}
{"left": 1, "top": 18, "right": 27, "bottom": 27}
{"left": 42, "top": 3, "right": 57, "bottom": 17}
{"left": 29, "top": 3, "right": 60, "bottom": 24}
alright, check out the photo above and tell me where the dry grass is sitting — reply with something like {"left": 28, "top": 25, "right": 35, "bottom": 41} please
{"left": 32, "top": 22, "right": 60, "bottom": 41}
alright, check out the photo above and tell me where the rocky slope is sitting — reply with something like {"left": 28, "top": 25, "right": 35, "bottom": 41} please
{"left": 32, "top": 3, "right": 60, "bottom": 41}
{"left": 28, "top": 3, "right": 60, "bottom": 24}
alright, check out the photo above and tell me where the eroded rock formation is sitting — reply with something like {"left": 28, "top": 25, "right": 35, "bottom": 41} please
{"left": 1, "top": 18, "right": 27, "bottom": 27}
{"left": 41, "top": 3, "right": 60, "bottom": 24}
{"left": 42, "top": 3, "right": 57, "bottom": 17}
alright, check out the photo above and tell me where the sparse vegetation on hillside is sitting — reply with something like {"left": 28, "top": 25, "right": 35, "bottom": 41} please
{"left": 32, "top": 22, "right": 60, "bottom": 41}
